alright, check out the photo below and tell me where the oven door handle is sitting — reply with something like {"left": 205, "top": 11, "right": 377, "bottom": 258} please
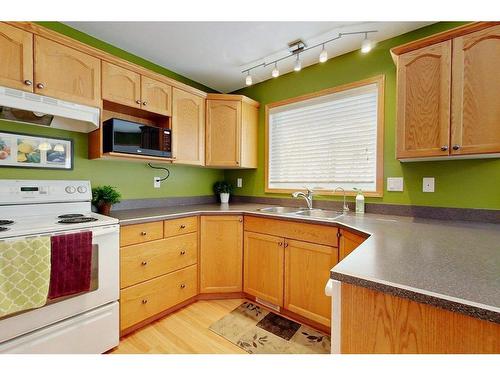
{"left": 91, "top": 225, "right": 119, "bottom": 238}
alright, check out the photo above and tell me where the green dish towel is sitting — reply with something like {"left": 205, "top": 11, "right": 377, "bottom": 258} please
{"left": 0, "top": 236, "right": 51, "bottom": 318}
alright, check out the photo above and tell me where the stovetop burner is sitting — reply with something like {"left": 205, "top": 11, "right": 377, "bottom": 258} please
{"left": 58, "top": 217, "right": 98, "bottom": 224}
{"left": 0, "top": 220, "right": 14, "bottom": 226}
{"left": 0, "top": 227, "right": 9, "bottom": 232}
{"left": 58, "top": 214, "right": 85, "bottom": 219}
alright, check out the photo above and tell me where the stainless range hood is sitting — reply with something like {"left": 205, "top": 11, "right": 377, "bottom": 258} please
{"left": 0, "top": 86, "right": 100, "bottom": 133}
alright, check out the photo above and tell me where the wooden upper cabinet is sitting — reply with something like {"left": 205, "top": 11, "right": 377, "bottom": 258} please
{"left": 451, "top": 24, "right": 500, "bottom": 155}
{"left": 284, "top": 239, "right": 337, "bottom": 327}
{"left": 34, "top": 36, "right": 100, "bottom": 107}
{"left": 243, "top": 231, "right": 284, "bottom": 307}
{"left": 200, "top": 215, "right": 243, "bottom": 293}
{"left": 205, "top": 94, "right": 259, "bottom": 168}
{"left": 172, "top": 88, "right": 205, "bottom": 165}
{"left": 102, "top": 61, "right": 141, "bottom": 108}
{"left": 0, "top": 23, "right": 33, "bottom": 91}
{"left": 141, "top": 76, "right": 172, "bottom": 116}
{"left": 396, "top": 41, "right": 452, "bottom": 159}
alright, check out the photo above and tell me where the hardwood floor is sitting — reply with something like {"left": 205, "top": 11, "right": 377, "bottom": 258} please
{"left": 110, "top": 299, "right": 247, "bottom": 354}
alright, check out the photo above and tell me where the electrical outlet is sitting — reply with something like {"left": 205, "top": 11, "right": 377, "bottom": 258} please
{"left": 154, "top": 177, "right": 161, "bottom": 188}
{"left": 423, "top": 177, "right": 435, "bottom": 193}
{"left": 387, "top": 177, "right": 404, "bottom": 192}
{"left": 237, "top": 178, "right": 243, "bottom": 188}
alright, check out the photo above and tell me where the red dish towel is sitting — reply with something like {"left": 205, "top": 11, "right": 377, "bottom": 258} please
{"left": 48, "top": 231, "right": 93, "bottom": 299}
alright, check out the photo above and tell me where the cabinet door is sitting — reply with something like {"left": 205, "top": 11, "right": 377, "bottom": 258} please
{"left": 34, "top": 36, "right": 100, "bottom": 107}
{"left": 200, "top": 215, "right": 243, "bottom": 293}
{"left": 451, "top": 25, "right": 500, "bottom": 155}
{"left": 141, "top": 76, "right": 172, "bottom": 116}
{"left": 339, "top": 229, "right": 367, "bottom": 261}
{"left": 172, "top": 88, "right": 205, "bottom": 165}
{"left": 396, "top": 41, "right": 451, "bottom": 159}
{"left": 243, "top": 231, "right": 284, "bottom": 306}
{"left": 0, "top": 23, "right": 33, "bottom": 91}
{"left": 102, "top": 61, "right": 141, "bottom": 108}
{"left": 206, "top": 99, "right": 241, "bottom": 167}
{"left": 284, "top": 239, "right": 337, "bottom": 327}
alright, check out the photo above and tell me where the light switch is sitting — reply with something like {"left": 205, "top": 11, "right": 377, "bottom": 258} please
{"left": 423, "top": 177, "right": 435, "bottom": 193}
{"left": 387, "top": 177, "right": 404, "bottom": 192}
{"left": 154, "top": 177, "right": 161, "bottom": 188}
{"left": 237, "top": 178, "right": 243, "bottom": 188}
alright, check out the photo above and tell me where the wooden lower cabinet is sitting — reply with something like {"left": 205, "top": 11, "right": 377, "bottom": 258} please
{"left": 243, "top": 231, "right": 284, "bottom": 307}
{"left": 200, "top": 215, "right": 243, "bottom": 293}
{"left": 339, "top": 229, "right": 368, "bottom": 261}
{"left": 120, "top": 265, "right": 198, "bottom": 331}
{"left": 284, "top": 239, "right": 338, "bottom": 327}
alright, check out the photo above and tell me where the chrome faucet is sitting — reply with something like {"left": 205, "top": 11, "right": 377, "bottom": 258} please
{"left": 334, "top": 187, "right": 350, "bottom": 213}
{"left": 292, "top": 188, "right": 314, "bottom": 210}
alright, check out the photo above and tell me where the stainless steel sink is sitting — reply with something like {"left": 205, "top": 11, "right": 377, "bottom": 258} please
{"left": 294, "top": 209, "right": 344, "bottom": 220}
{"left": 258, "top": 206, "right": 303, "bottom": 214}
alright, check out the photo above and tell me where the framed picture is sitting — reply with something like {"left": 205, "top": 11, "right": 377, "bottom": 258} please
{"left": 0, "top": 131, "right": 73, "bottom": 170}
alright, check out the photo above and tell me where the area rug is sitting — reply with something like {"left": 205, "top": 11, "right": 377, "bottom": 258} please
{"left": 209, "top": 301, "right": 330, "bottom": 354}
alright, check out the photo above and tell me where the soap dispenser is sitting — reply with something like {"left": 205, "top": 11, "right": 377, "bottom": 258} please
{"left": 354, "top": 188, "right": 365, "bottom": 214}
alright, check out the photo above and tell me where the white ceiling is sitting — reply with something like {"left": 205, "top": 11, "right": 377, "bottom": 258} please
{"left": 65, "top": 22, "right": 434, "bottom": 93}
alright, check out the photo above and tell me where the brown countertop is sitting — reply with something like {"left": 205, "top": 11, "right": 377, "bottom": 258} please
{"left": 110, "top": 203, "right": 500, "bottom": 323}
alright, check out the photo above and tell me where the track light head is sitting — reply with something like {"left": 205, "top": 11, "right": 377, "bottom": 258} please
{"left": 272, "top": 63, "right": 279, "bottom": 78}
{"left": 319, "top": 44, "right": 328, "bottom": 63}
{"left": 245, "top": 71, "right": 252, "bottom": 86}
{"left": 361, "top": 33, "right": 374, "bottom": 54}
{"left": 294, "top": 54, "right": 302, "bottom": 72}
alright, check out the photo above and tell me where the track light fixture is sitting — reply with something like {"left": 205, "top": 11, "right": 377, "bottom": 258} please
{"left": 241, "top": 29, "right": 377, "bottom": 85}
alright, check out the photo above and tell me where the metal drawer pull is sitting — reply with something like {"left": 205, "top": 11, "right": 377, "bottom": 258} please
{"left": 24, "top": 79, "right": 32, "bottom": 86}
{"left": 180, "top": 250, "right": 186, "bottom": 255}
{"left": 180, "top": 284, "right": 186, "bottom": 289}
{"left": 440, "top": 145, "right": 448, "bottom": 151}
{"left": 141, "top": 261, "right": 148, "bottom": 266}
{"left": 142, "top": 101, "right": 147, "bottom": 106}
{"left": 142, "top": 299, "right": 148, "bottom": 304}
{"left": 36, "top": 83, "right": 45, "bottom": 89}
{"left": 180, "top": 224, "right": 186, "bottom": 229}
{"left": 453, "top": 145, "right": 461, "bottom": 150}
{"left": 136, "top": 99, "right": 141, "bottom": 104}
{"left": 140, "top": 231, "right": 147, "bottom": 236}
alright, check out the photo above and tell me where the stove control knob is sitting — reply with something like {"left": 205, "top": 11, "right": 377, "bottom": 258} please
{"left": 65, "top": 186, "right": 76, "bottom": 194}
{"left": 77, "top": 185, "right": 88, "bottom": 193}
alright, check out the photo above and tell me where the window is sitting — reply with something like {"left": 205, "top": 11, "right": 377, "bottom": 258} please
{"left": 266, "top": 76, "right": 384, "bottom": 196}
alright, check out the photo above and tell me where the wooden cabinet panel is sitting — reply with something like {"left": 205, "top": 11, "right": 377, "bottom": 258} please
{"left": 451, "top": 25, "right": 500, "bottom": 155}
{"left": 164, "top": 216, "right": 198, "bottom": 238}
{"left": 284, "top": 239, "right": 337, "bottom": 327}
{"left": 141, "top": 76, "right": 172, "bottom": 116}
{"left": 120, "top": 221, "right": 163, "bottom": 247}
{"left": 243, "top": 231, "right": 284, "bottom": 306}
{"left": 240, "top": 101, "right": 258, "bottom": 168}
{"left": 120, "top": 264, "right": 197, "bottom": 331}
{"left": 172, "top": 88, "right": 205, "bottom": 165}
{"left": 200, "top": 215, "right": 243, "bottom": 293}
{"left": 102, "top": 61, "right": 141, "bottom": 108}
{"left": 206, "top": 99, "right": 241, "bottom": 167}
{"left": 120, "top": 232, "right": 198, "bottom": 288}
{"left": 34, "top": 36, "right": 101, "bottom": 107}
{"left": 244, "top": 216, "right": 338, "bottom": 247}
{"left": 339, "top": 229, "right": 367, "bottom": 261}
{"left": 0, "top": 23, "right": 33, "bottom": 91}
{"left": 396, "top": 41, "right": 451, "bottom": 159}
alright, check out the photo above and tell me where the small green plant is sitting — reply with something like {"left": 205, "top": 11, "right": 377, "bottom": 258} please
{"left": 213, "top": 181, "right": 234, "bottom": 195}
{"left": 92, "top": 185, "right": 121, "bottom": 206}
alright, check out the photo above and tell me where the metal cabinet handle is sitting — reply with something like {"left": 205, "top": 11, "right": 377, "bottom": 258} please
{"left": 440, "top": 145, "right": 448, "bottom": 151}
{"left": 239, "top": 218, "right": 243, "bottom": 223}
{"left": 180, "top": 250, "right": 186, "bottom": 255}
{"left": 284, "top": 242, "right": 289, "bottom": 248}
{"left": 24, "top": 79, "right": 32, "bottom": 86}
{"left": 142, "top": 101, "right": 147, "bottom": 106}
{"left": 141, "top": 299, "right": 148, "bottom": 304}
{"left": 180, "top": 284, "right": 186, "bottom": 289}
{"left": 140, "top": 231, "right": 147, "bottom": 236}
{"left": 36, "top": 83, "right": 45, "bottom": 89}
{"left": 141, "top": 261, "right": 148, "bottom": 266}
{"left": 180, "top": 224, "right": 186, "bottom": 229}
{"left": 136, "top": 99, "right": 141, "bottom": 104}
{"left": 278, "top": 242, "right": 283, "bottom": 247}
{"left": 452, "top": 145, "right": 461, "bottom": 150}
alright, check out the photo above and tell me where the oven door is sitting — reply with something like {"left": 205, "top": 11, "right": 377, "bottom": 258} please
{"left": 0, "top": 224, "right": 119, "bottom": 344}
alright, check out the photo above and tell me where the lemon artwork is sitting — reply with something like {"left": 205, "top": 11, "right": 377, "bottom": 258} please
{"left": 17, "top": 140, "right": 41, "bottom": 163}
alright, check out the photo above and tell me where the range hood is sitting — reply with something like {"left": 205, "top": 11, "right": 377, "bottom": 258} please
{"left": 0, "top": 86, "right": 99, "bottom": 133}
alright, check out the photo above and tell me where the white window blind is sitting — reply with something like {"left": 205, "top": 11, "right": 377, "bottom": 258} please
{"left": 268, "top": 82, "right": 379, "bottom": 192}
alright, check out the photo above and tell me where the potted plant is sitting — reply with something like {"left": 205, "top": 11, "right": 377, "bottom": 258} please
{"left": 92, "top": 185, "right": 121, "bottom": 215}
{"left": 213, "top": 181, "right": 234, "bottom": 204}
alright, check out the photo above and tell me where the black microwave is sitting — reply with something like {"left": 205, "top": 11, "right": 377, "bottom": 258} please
{"left": 103, "top": 118, "right": 172, "bottom": 158}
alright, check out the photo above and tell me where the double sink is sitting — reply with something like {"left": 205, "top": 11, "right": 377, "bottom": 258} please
{"left": 258, "top": 206, "right": 344, "bottom": 220}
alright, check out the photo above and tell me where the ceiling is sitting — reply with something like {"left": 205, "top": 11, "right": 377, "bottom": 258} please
{"left": 65, "top": 22, "right": 434, "bottom": 93}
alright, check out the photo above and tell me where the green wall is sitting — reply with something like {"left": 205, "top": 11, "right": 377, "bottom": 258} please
{"left": 0, "top": 22, "right": 223, "bottom": 199}
{"left": 226, "top": 22, "right": 500, "bottom": 210}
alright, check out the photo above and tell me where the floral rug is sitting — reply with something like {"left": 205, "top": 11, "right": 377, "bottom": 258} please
{"left": 209, "top": 301, "right": 330, "bottom": 354}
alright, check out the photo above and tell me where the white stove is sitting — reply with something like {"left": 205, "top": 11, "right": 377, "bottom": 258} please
{"left": 0, "top": 179, "right": 120, "bottom": 353}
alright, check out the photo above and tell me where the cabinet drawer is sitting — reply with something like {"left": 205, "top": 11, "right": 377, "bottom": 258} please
{"left": 120, "top": 232, "right": 198, "bottom": 288}
{"left": 164, "top": 216, "right": 198, "bottom": 237}
{"left": 120, "top": 221, "right": 163, "bottom": 247}
{"left": 120, "top": 264, "right": 197, "bottom": 331}
{"left": 244, "top": 216, "right": 338, "bottom": 247}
